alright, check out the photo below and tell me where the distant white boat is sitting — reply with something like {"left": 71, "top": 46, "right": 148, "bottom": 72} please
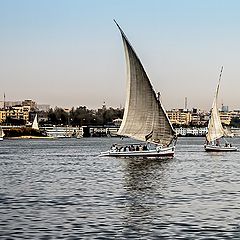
{"left": 42, "top": 126, "right": 83, "bottom": 138}
{"left": 0, "top": 126, "right": 5, "bottom": 141}
{"left": 100, "top": 21, "right": 177, "bottom": 159}
{"left": 32, "top": 114, "right": 39, "bottom": 130}
{"left": 204, "top": 67, "right": 237, "bottom": 152}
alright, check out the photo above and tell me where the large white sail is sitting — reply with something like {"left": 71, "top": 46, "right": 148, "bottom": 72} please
{"left": 32, "top": 114, "right": 39, "bottom": 130}
{"left": 206, "top": 67, "right": 225, "bottom": 142}
{"left": 115, "top": 22, "right": 175, "bottom": 146}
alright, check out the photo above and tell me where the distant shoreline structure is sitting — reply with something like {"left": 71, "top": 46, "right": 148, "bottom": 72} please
{"left": 2, "top": 125, "right": 240, "bottom": 138}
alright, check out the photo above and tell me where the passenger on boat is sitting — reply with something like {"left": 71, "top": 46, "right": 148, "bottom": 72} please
{"left": 111, "top": 144, "right": 117, "bottom": 151}
{"left": 111, "top": 144, "right": 120, "bottom": 152}
{"left": 142, "top": 145, "right": 148, "bottom": 151}
{"left": 130, "top": 145, "right": 135, "bottom": 151}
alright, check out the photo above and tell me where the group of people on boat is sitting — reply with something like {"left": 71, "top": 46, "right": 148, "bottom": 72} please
{"left": 205, "top": 137, "right": 232, "bottom": 148}
{"left": 111, "top": 144, "right": 149, "bottom": 152}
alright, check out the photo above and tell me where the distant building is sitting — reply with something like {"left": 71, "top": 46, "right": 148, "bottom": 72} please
{"left": 0, "top": 106, "right": 31, "bottom": 123}
{"left": 29, "top": 111, "right": 48, "bottom": 123}
{"left": 41, "top": 126, "right": 83, "bottom": 138}
{"left": 229, "top": 110, "right": 240, "bottom": 119}
{"left": 0, "top": 98, "right": 51, "bottom": 124}
{"left": 167, "top": 109, "right": 191, "bottom": 125}
{"left": 192, "top": 108, "right": 198, "bottom": 114}
{"left": 219, "top": 111, "right": 231, "bottom": 125}
{"left": 37, "top": 104, "right": 50, "bottom": 112}
{"left": 38, "top": 111, "right": 49, "bottom": 122}
{"left": 221, "top": 105, "right": 229, "bottom": 112}
{"left": 0, "top": 101, "right": 22, "bottom": 108}
{"left": 87, "top": 125, "right": 120, "bottom": 137}
{"left": 191, "top": 113, "right": 201, "bottom": 125}
{"left": 175, "top": 127, "right": 208, "bottom": 136}
{"left": 22, "top": 99, "right": 37, "bottom": 110}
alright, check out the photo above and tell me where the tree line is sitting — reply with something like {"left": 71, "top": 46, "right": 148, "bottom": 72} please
{"left": 2, "top": 106, "right": 124, "bottom": 126}
{"left": 43, "top": 106, "right": 124, "bottom": 126}
{"left": 44, "top": 107, "right": 240, "bottom": 127}
{"left": 3, "top": 105, "right": 240, "bottom": 128}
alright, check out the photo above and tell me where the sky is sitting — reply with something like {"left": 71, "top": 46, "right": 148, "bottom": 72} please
{"left": 1, "top": 0, "right": 240, "bottom": 111}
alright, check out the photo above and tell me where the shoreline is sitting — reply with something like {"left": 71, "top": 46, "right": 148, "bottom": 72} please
{"left": 6, "top": 136, "right": 55, "bottom": 140}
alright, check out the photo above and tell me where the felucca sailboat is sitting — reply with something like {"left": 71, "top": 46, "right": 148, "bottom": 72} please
{"left": 204, "top": 67, "right": 237, "bottom": 152}
{"left": 100, "top": 21, "right": 177, "bottom": 158}
{"left": 32, "top": 114, "right": 39, "bottom": 130}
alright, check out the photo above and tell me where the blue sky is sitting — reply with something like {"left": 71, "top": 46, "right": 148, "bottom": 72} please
{"left": 1, "top": 0, "right": 240, "bottom": 110}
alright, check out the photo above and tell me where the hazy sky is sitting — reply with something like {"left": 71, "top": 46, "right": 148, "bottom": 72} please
{"left": 1, "top": 0, "right": 240, "bottom": 110}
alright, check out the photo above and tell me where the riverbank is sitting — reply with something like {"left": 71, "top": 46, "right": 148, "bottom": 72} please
{"left": 6, "top": 136, "right": 55, "bottom": 140}
{"left": 3, "top": 127, "right": 47, "bottom": 139}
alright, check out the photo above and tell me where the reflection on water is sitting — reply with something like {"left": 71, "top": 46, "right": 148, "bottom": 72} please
{"left": 122, "top": 159, "right": 169, "bottom": 237}
{"left": 0, "top": 137, "right": 240, "bottom": 239}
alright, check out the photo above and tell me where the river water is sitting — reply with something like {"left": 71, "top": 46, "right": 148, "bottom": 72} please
{"left": 0, "top": 137, "right": 240, "bottom": 239}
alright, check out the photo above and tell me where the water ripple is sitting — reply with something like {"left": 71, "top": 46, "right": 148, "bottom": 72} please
{"left": 1, "top": 137, "right": 240, "bottom": 239}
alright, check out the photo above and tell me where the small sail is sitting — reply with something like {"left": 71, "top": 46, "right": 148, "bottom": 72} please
{"left": 206, "top": 67, "right": 225, "bottom": 142}
{"left": 0, "top": 126, "right": 5, "bottom": 138}
{"left": 32, "top": 114, "right": 39, "bottom": 130}
{"left": 115, "top": 21, "right": 175, "bottom": 146}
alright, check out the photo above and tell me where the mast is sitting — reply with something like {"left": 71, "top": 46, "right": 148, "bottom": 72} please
{"left": 215, "top": 66, "right": 223, "bottom": 105}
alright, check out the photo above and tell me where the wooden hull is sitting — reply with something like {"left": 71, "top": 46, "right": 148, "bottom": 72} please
{"left": 100, "top": 146, "right": 175, "bottom": 159}
{"left": 204, "top": 144, "right": 238, "bottom": 152}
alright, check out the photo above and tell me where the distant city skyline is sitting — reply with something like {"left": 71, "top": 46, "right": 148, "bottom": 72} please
{"left": 0, "top": 97, "right": 236, "bottom": 112}
{"left": 1, "top": 0, "right": 240, "bottom": 110}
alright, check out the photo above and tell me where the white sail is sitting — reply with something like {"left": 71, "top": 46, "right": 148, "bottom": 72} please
{"left": 115, "top": 21, "right": 175, "bottom": 146}
{"left": 206, "top": 67, "right": 225, "bottom": 142}
{"left": 32, "top": 114, "right": 39, "bottom": 130}
{"left": 0, "top": 126, "right": 5, "bottom": 138}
